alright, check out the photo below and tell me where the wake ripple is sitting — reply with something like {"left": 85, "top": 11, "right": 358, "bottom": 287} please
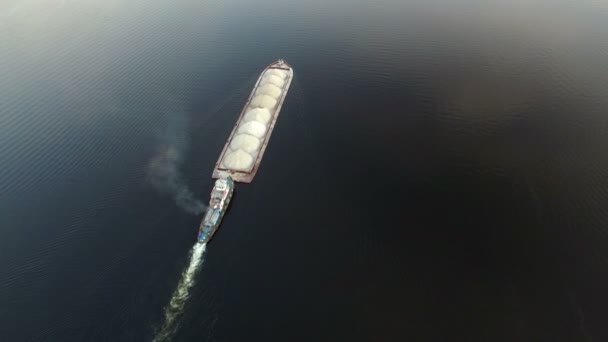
{"left": 153, "top": 242, "right": 207, "bottom": 342}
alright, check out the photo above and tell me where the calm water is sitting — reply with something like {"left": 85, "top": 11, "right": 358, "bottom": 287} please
{"left": 2, "top": 0, "right": 608, "bottom": 340}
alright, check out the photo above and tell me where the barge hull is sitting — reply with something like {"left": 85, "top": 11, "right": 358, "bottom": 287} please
{"left": 212, "top": 60, "right": 293, "bottom": 183}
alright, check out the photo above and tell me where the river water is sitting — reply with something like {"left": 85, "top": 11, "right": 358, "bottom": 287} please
{"left": 1, "top": 0, "right": 608, "bottom": 340}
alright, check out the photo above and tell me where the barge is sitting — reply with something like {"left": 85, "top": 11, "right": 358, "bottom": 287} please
{"left": 212, "top": 59, "right": 293, "bottom": 183}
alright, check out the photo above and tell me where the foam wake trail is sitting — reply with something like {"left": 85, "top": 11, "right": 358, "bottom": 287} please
{"left": 153, "top": 243, "right": 207, "bottom": 342}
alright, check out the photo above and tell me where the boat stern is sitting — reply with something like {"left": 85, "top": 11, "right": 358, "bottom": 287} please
{"left": 198, "top": 223, "right": 215, "bottom": 243}
{"left": 197, "top": 231, "right": 210, "bottom": 243}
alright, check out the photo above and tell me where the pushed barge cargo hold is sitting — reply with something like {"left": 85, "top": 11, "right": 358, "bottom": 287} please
{"left": 198, "top": 177, "right": 235, "bottom": 243}
{"left": 212, "top": 59, "right": 293, "bottom": 183}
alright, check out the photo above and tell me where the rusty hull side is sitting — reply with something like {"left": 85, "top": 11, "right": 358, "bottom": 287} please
{"left": 212, "top": 61, "right": 293, "bottom": 183}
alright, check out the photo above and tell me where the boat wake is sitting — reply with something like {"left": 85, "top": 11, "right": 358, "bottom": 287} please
{"left": 153, "top": 242, "right": 207, "bottom": 342}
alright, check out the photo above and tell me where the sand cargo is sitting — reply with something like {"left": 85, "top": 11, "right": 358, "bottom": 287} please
{"left": 212, "top": 60, "right": 293, "bottom": 183}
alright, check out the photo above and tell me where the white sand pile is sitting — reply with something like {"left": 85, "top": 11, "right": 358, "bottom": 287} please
{"left": 223, "top": 149, "right": 254, "bottom": 171}
{"left": 257, "top": 84, "right": 282, "bottom": 99}
{"left": 267, "top": 69, "right": 287, "bottom": 80}
{"left": 261, "top": 74, "right": 285, "bottom": 88}
{"left": 220, "top": 67, "right": 290, "bottom": 173}
{"left": 250, "top": 94, "right": 277, "bottom": 109}
{"left": 237, "top": 121, "right": 267, "bottom": 138}
{"left": 243, "top": 108, "right": 272, "bottom": 125}
{"left": 229, "top": 134, "right": 261, "bottom": 154}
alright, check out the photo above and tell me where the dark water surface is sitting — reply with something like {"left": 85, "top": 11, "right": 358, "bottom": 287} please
{"left": 2, "top": 0, "right": 608, "bottom": 340}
